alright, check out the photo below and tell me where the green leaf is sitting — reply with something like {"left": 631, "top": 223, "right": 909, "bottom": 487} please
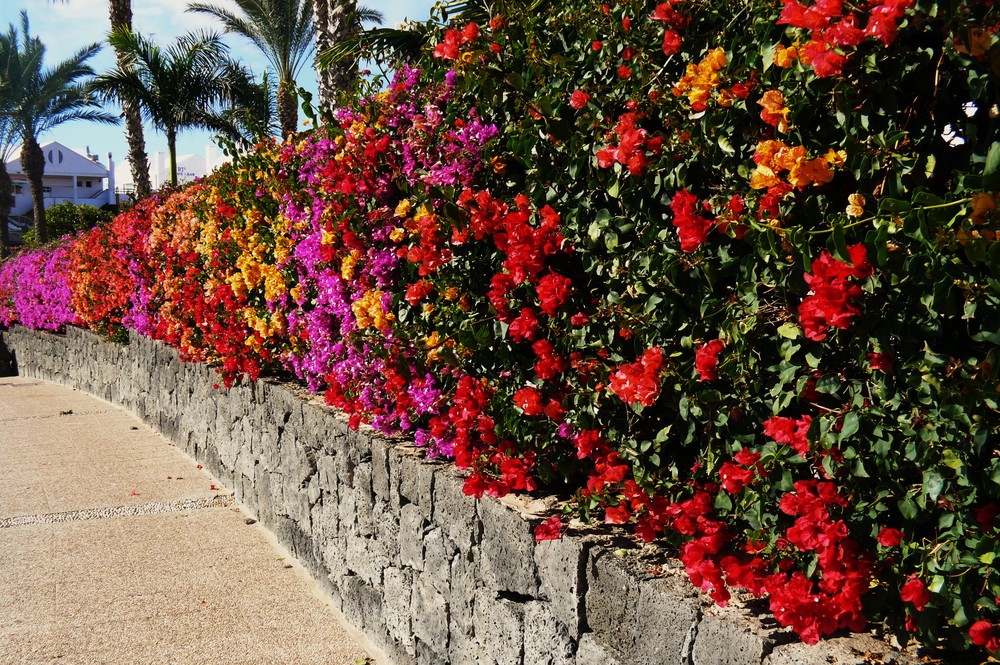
{"left": 986, "top": 141, "right": 1000, "bottom": 176}
{"left": 922, "top": 470, "right": 944, "bottom": 502}
{"left": 839, "top": 412, "right": 859, "bottom": 441}
{"left": 777, "top": 322, "right": 801, "bottom": 340}
{"left": 878, "top": 198, "right": 911, "bottom": 213}
{"left": 941, "top": 448, "right": 964, "bottom": 470}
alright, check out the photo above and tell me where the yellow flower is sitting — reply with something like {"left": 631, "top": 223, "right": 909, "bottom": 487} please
{"left": 422, "top": 331, "right": 441, "bottom": 348}
{"left": 395, "top": 200, "right": 413, "bottom": 217}
{"left": 389, "top": 227, "right": 406, "bottom": 243}
{"left": 846, "top": 193, "right": 865, "bottom": 217}
{"left": 773, "top": 43, "right": 798, "bottom": 68}
{"left": 489, "top": 156, "right": 507, "bottom": 175}
{"left": 341, "top": 250, "right": 361, "bottom": 280}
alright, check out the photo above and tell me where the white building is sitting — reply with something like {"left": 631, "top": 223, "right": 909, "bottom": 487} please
{"left": 115, "top": 145, "right": 230, "bottom": 192}
{"left": 5, "top": 141, "right": 117, "bottom": 216}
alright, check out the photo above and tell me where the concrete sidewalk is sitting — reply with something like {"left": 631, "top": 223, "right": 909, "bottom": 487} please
{"left": 0, "top": 376, "right": 385, "bottom": 664}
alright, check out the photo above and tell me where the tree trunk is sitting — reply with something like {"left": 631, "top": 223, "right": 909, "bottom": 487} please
{"left": 277, "top": 80, "right": 298, "bottom": 140}
{"left": 167, "top": 128, "right": 178, "bottom": 187}
{"left": 313, "top": 0, "right": 358, "bottom": 112}
{"left": 109, "top": 0, "right": 152, "bottom": 200}
{"left": 21, "top": 137, "right": 47, "bottom": 244}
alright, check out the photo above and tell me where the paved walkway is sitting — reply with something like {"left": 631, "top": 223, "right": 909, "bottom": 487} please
{"left": 0, "top": 376, "right": 384, "bottom": 664}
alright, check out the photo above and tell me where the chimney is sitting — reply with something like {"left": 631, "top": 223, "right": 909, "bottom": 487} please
{"left": 107, "top": 152, "right": 115, "bottom": 206}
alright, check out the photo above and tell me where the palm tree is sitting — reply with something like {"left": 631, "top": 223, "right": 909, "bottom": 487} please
{"left": 0, "top": 28, "right": 20, "bottom": 258}
{"left": 93, "top": 29, "right": 235, "bottom": 188}
{"left": 0, "top": 11, "right": 118, "bottom": 244}
{"left": 312, "top": 1, "right": 384, "bottom": 110}
{"left": 216, "top": 63, "right": 278, "bottom": 147}
{"left": 0, "top": 114, "right": 17, "bottom": 259}
{"left": 187, "top": 0, "right": 314, "bottom": 139}
{"left": 108, "top": 0, "right": 152, "bottom": 199}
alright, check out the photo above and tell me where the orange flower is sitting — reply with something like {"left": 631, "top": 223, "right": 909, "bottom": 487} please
{"left": 773, "top": 42, "right": 798, "bottom": 68}
{"left": 673, "top": 47, "right": 728, "bottom": 111}
{"left": 970, "top": 192, "right": 997, "bottom": 224}
{"left": 758, "top": 90, "right": 791, "bottom": 133}
{"left": 750, "top": 140, "right": 841, "bottom": 190}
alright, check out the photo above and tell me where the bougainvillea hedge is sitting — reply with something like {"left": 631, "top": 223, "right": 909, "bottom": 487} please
{"left": 3, "top": 0, "right": 1000, "bottom": 654}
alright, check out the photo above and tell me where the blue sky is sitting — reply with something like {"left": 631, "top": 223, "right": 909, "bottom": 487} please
{"left": 2, "top": 0, "right": 436, "bottom": 167}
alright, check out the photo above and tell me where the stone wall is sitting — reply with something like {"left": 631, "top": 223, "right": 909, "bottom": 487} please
{"left": 0, "top": 326, "right": 913, "bottom": 665}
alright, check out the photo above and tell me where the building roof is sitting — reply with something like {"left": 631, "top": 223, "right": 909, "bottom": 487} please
{"left": 5, "top": 141, "right": 109, "bottom": 178}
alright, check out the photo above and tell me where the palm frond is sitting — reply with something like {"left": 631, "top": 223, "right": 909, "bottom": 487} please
{"left": 317, "top": 24, "right": 430, "bottom": 71}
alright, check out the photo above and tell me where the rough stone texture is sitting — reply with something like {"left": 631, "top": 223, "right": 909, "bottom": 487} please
{"left": 0, "top": 326, "right": 919, "bottom": 665}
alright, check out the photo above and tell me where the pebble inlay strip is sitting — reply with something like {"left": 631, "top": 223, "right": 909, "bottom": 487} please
{"left": 0, "top": 408, "right": 116, "bottom": 423}
{"left": 0, "top": 495, "right": 236, "bottom": 528}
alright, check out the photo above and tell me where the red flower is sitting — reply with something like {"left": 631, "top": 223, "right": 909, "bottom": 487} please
{"left": 573, "top": 429, "right": 604, "bottom": 459}
{"left": 900, "top": 576, "right": 930, "bottom": 611}
{"left": 592, "top": 40, "right": 603, "bottom": 51}
{"left": 536, "top": 272, "right": 572, "bottom": 315}
{"left": 569, "top": 90, "right": 591, "bottom": 110}
{"left": 661, "top": 30, "right": 681, "bottom": 55}
{"left": 604, "top": 504, "right": 630, "bottom": 524}
{"left": 695, "top": 338, "right": 725, "bottom": 381}
{"left": 509, "top": 307, "right": 540, "bottom": 343}
{"left": 877, "top": 527, "right": 903, "bottom": 547}
{"left": 868, "top": 351, "right": 894, "bottom": 372}
{"left": 718, "top": 461, "right": 754, "bottom": 493}
{"left": 532, "top": 338, "right": 567, "bottom": 380}
{"left": 764, "top": 415, "right": 812, "bottom": 456}
{"left": 609, "top": 347, "right": 664, "bottom": 407}
{"left": 976, "top": 502, "right": 998, "bottom": 532}
{"left": 534, "top": 515, "right": 563, "bottom": 541}
{"left": 731, "top": 82, "right": 750, "bottom": 98}
{"left": 513, "top": 386, "right": 544, "bottom": 416}
{"left": 803, "top": 40, "right": 847, "bottom": 77}
{"left": 617, "top": 65, "right": 632, "bottom": 79}
{"left": 670, "top": 189, "right": 713, "bottom": 251}
{"left": 596, "top": 147, "right": 616, "bottom": 168}
{"left": 405, "top": 279, "right": 434, "bottom": 306}
{"left": 799, "top": 245, "right": 872, "bottom": 341}
{"left": 970, "top": 621, "right": 1000, "bottom": 653}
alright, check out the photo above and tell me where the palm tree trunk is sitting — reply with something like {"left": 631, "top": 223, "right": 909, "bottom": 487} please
{"left": 277, "top": 80, "right": 298, "bottom": 139}
{"left": 0, "top": 163, "right": 13, "bottom": 258}
{"left": 108, "top": 0, "right": 152, "bottom": 200}
{"left": 21, "top": 137, "right": 47, "bottom": 244}
{"left": 167, "top": 128, "right": 178, "bottom": 187}
{"left": 313, "top": 0, "right": 357, "bottom": 111}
